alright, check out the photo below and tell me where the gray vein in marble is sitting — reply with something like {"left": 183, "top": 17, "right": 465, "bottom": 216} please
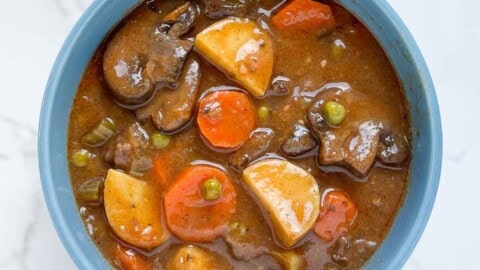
{"left": 444, "top": 137, "right": 480, "bottom": 163}
{"left": 74, "top": 0, "right": 87, "bottom": 11}
{"left": 50, "top": 0, "right": 69, "bottom": 16}
{"left": 0, "top": 194, "right": 42, "bottom": 270}
{"left": 0, "top": 116, "right": 36, "bottom": 162}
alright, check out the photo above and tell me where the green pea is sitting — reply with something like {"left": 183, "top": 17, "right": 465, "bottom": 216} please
{"left": 257, "top": 105, "right": 270, "bottom": 121}
{"left": 331, "top": 39, "right": 346, "bottom": 59}
{"left": 152, "top": 133, "right": 171, "bottom": 149}
{"left": 324, "top": 101, "right": 346, "bottom": 125}
{"left": 71, "top": 149, "right": 90, "bottom": 167}
{"left": 201, "top": 178, "right": 223, "bottom": 201}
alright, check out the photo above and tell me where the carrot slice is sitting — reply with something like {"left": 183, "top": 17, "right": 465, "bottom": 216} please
{"left": 115, "top": 245, "right": 151, "bottom": 270}
{"left": 314, "top": 189, "right": 357, "bottom": 242}
{"left": 152, "top": 152, "right": 173, "bottom": 188}
{"left": 197, "top": 90, "right": 256, "bottom": 149}
{"left": 271, "top": 0, "right": 335, "bottom": 33}
{"left": 163, "top": 165, "right": 237, "bottom": 242}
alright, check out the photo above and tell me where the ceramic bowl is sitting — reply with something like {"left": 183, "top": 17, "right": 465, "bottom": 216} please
{"left": 39, "top": 0, "right": 442, "bottom": 268}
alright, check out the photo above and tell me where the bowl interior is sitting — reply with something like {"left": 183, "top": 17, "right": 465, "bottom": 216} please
{"left": 39, "top": 0, "right": 442, "bottom": 269}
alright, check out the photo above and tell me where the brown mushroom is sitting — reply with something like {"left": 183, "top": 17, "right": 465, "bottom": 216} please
{"left": 281, "top": 124, "right": 318, "bottom": 158}
{"left": 136, "top": 58, "right": 201, "bottom": 133}
{"left": 103, "top": 19, "right": 193, "bottom": 106}
{"left": 229, "top": 128, "right": 274, "bottom": 171}
{"left": 162, "top": 2, "right": 198, "bottom": 37}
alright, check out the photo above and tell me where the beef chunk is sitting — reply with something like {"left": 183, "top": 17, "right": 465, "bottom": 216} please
{"left": 103, "top": 18, "right": 193, "bottom": 106}
{"left": 307, "top": 85, "right": 410, "bottom": 178}
{"left": 330, "top": 236, "right": 377, "bottom": 268}
{"left": 136, "top": 58, "right": 201, "bottom": 133}
{"left": 224, "top": 233, "right": 269, "bottom": 261}
{"left": 202, "top": 0, "right": 258, "bottom": 19}
{"left": 104, "top": 123, "right": 151, "bottom": 174}
{"left": 341, "top": 121, "right": 382, "bottom": 177}
{"left": 163, "top": 2, "right": 198, "bottom": 37}
{"left": 281, "top": 124, "right": 318, "bottom": 157}
{"left": 229, "top": 128, "right": 274, "bottom": 171}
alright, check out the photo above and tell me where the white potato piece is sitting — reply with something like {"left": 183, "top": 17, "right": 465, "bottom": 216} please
{"left": 242, "top": 159, "right": 320, "bottom": 247}
{"left": 104, "top": 169, "right": 169, "bottom": 250}
{"left": 166, "top": 245, "right": 213, "bottom": 270}
{"left": 271, "top": 251, "right": 306, "bottom": 270}
{"left": 195, "top": 17, "right": 273, "bottom": 96}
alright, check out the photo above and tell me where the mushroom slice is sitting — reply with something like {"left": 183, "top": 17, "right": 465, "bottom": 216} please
{"left": 243, "top": 159, "right": 320, "bottom": 247}
{"left": 136, "top": 58, "right": 201, "bottom": 133}
{"left": 229, "top": 128, "right": 274, "bottom": 171}
{"left": 163, "top": 2, "right": 198, "bottom": 37}
{"left": 281, "top": 124, "right": 318, "bottom": 158}
{"left": 103, "top": 19, "right": 193, "bottom": 106}
{"left": 377, "top": 129, "right": 410, "bottom": 165}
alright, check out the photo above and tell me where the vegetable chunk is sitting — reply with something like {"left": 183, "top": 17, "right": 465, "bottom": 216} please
{"left": 195, "top": 18, "right": 273, "bottom": 96}
{"left": 272, "top": 0, "right": 335, "bottom": 34}
{"left": 197, "top": 90, "right": 256, "bottom": 149}
{"left": 314, "top": 189, "right": 357, "bottom": 242}
{"left": 166, "top": 245, "right": 213, "bottom": 270}
{"left": 242, "top": 159, "right": 320, "bottom": 247}
{"left": 104, "top": 169, "right": 169, "bottom": 250}
{"left": 164, "top": 165, "right": 237, "bottom": 242}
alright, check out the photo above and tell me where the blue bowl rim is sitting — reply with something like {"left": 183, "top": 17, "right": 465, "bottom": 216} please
{"left": 38, "top": 0, "right": 442, "bottom": 269}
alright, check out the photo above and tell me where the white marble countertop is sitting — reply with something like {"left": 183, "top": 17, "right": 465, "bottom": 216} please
{"left": 0, "top": 0, "right": 478, "bottom": 269}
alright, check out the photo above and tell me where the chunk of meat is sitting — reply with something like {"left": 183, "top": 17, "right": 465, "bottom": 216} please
{"left": 201, "top": 0, "right": 258, "bottom": 19}
{"left": 243, "top": 159, "right": 320, "bottom": 247}
{"left": 377, "top": 129, "right": 410, "bottom": 165}
{"left": 341, "top": 121, "right": 382, "bottom": 177}
{"left": 307, "top": 86, "right": 409, "bottom": 177}
{"left": 136, "top": 58, "right": 201, "bottom": 133}
{"left": 163, "top": 2, "right": 198, "bottom": 37}
{"left": 103, "top": 18, "right": 193, "bottom": 106}
{"left": 281, "top": 124, "right": 317, "bottom": 158}
{"left": 229, "top": 128, "right": 274, "bottom": 171}
{"left": 330, "top": 236, "right": 377, "bottom": 268}
{"left": 104, "top": 123, "right": 151, "bottom": 174}
{"left": 223, "top": 232, "right": 269, "bottom": 261}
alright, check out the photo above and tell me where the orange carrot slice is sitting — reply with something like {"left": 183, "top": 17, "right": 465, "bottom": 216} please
{"left": 115, "top": 245, "right": 151, "bottom": 270}
{"left": 314, "top": 189, "right": 357, "bottom": 242}
{"left": 197, "top": 90, "right": 256, "bottom": 149}
{"left": 163, "top": 165, "right": 237, "bottom": 242}
{"left": 272, "top": 0, "right": 335, "bottom": 33}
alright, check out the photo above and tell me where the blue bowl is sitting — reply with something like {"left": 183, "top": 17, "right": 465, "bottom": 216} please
{"left": 39, "top": 0, "right": 442, "bottom": 269}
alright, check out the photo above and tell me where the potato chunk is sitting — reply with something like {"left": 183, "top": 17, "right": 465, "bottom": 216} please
{"left": 195, "top": 18, "right": 273, "bottom": 96}
{"left": 242, "top": 159, "right": 320, "bottom": 247}
{"left": 104, "top": 169, "right": 169, "bottom": 250}
{"left": 166, "top": 245, "right": 212, "bottom": 270}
